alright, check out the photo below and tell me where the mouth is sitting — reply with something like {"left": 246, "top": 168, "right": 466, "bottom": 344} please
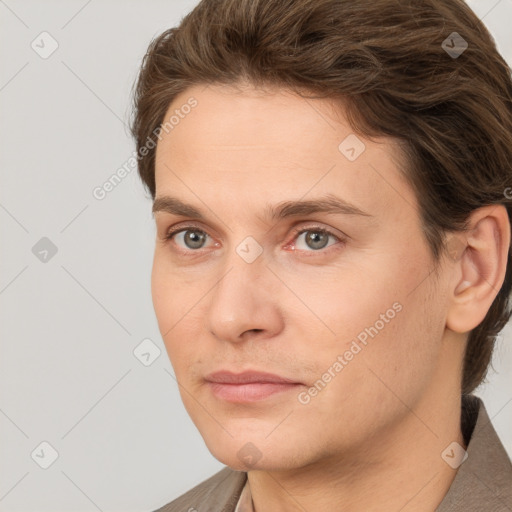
{"left": 204, "top": 370, "right": 304, "bottom": 403}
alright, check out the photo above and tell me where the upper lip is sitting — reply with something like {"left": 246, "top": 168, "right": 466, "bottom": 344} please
{"left": 205, "top": 370, "right": 301, "bottom": 385}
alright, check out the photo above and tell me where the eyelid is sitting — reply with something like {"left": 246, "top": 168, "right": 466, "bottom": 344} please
{"left": 163, "top": 221, "right": 214, "bottom": 244}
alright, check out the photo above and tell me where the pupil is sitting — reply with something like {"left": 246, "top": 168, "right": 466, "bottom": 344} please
{"left": 307, "top": 231, "right": 328, "bottom": 249}
{"left": 186, "top": 230, "right": 205, "bottom": 249}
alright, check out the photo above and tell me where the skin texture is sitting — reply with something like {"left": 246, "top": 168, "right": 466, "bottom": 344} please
{"left": 151, "top": 83, "right": 510, "bottom": 511}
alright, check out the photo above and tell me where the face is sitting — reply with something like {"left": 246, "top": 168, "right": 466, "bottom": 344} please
{"left": 151, "top": 83, "right": 453, "bottom": 472}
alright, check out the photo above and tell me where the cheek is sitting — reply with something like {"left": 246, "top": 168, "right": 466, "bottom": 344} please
{"left": 150, "top": 255, "right": 204, "bottom": 364}
{"left": 301, "top": 298, "right": 441, "bottom": 450}
{"left": 151, "top": 260, "right": 174, "bottom": 336}
{"left": 151, "top": 249, "right": 208, "bottom": 326}
{"left": 283, "top": 261, "right": 403, "bottom": 353}
{"left": 298, "top": 250, "right": 439, "bottom": 386}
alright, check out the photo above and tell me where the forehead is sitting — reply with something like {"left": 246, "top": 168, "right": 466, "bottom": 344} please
{"left": 153, "top": 84, "right": 416, "bottom": 224}
{"left": 157, "top": 83, "right": 360, "bottom": 163}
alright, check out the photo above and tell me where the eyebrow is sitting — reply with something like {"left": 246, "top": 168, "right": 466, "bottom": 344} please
{"left": 152, "top": 193, "right": 372, "bottom": 221}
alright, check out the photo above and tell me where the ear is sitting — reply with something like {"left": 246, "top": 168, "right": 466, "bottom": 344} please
{"left": 446, "top": 205, "right": 511, "bottom": 334}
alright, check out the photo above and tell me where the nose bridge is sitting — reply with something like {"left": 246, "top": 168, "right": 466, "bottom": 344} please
{"left": 215, "top": 230, "right": 268, "bottom": 298}
{"left": 205, "top": 237, "right": 283, "bottom": 342}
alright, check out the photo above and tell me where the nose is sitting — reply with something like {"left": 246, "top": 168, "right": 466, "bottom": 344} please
{"left": 205, "top": 249, "right": 285, "bottom": 344}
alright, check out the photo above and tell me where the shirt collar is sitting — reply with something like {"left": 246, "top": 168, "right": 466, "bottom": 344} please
{"left": 234, "top": 475, "right": 254, "bottom": 512}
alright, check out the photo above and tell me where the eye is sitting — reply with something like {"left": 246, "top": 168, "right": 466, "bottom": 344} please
{"left": 161, "top": 224, "right": 346, "bottom": 255}
{"left": 163, "top": 226, "right": 215, "bottom": 251}
{"left": 287, "top": 226, "right": 345, "bottom": 253}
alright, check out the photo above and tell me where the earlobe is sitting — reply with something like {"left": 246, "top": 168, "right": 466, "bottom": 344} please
{"left": 446, "top": 205, "right": 511, "bottom": 334}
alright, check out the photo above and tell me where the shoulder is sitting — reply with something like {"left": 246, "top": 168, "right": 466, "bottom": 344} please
{"left": 153, "top": 467, "right": 247, "bottom": 512}
{"left": 437, "top": 394, "right": 512, "bottom": 511}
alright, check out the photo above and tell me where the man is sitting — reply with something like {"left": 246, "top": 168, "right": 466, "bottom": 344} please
{"left": 130, "top": 0, "right": 512, "bottom": 510}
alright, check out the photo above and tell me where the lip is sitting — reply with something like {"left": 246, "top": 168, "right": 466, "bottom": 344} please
{"left": 205, "top": 370, "right": 303, "bottom": 403}
{"left": 205, "top": 370, "right": 300, "bottom": 385}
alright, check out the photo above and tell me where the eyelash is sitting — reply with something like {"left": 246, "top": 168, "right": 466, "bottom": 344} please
{"left": 162, "top": 223, "right": 346, "bottom": 257}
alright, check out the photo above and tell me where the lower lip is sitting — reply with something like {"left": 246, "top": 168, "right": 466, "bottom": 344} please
{"left": 207, "top": 382, "right": 301, "bottom": 402}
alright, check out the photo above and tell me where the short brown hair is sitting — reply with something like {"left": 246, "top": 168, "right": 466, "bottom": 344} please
{"left": 130, "top": 0, "right": 512, "bottom": 394}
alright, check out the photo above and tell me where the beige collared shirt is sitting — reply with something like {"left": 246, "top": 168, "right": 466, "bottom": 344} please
{"left": 233, "top": 479, "right": 253, "bottom": 512}
{"left": 155, "top": 394, "right": 512, "bottom": 511}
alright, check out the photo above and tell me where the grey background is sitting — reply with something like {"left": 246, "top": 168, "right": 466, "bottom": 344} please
{"left": 0, "top": 1, "right": 511, "bottom": 510}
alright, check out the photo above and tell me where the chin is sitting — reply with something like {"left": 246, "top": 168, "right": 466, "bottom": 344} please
{"left": 203, "top": 434, "right": 309, "bottom": 473}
